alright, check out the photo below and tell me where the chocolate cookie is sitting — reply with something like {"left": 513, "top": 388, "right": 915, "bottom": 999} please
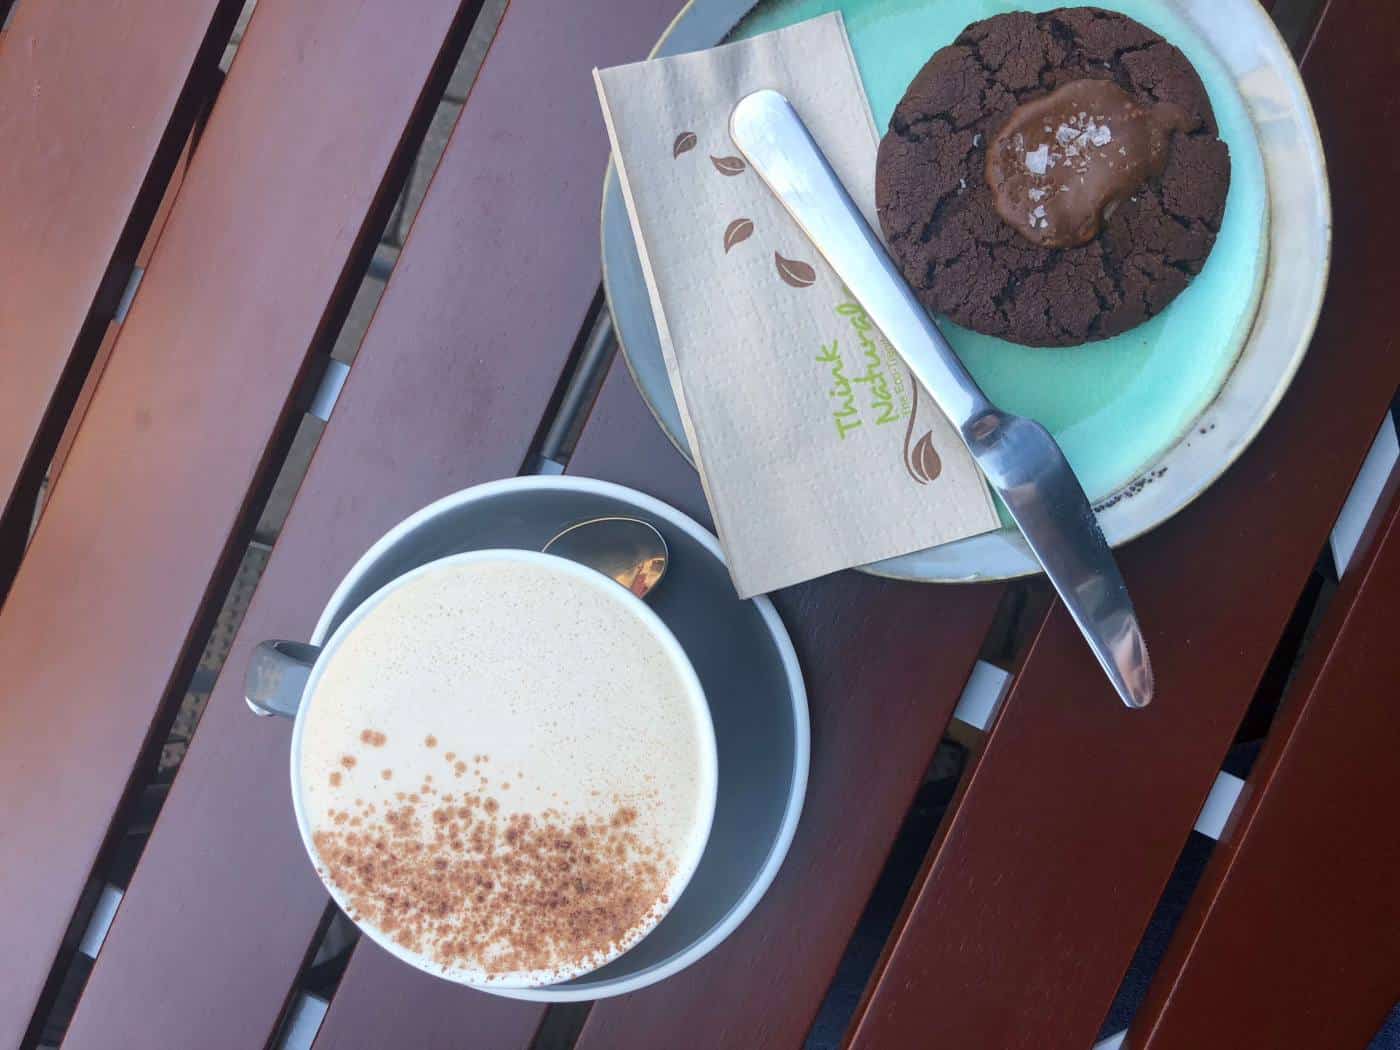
{"left": 875, "top": 8, "right": 1231, "bottom": 347}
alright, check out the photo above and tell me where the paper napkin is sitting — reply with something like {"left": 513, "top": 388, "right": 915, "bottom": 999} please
{"left": 595, "top": 14, "right": 998, "bottom": 597}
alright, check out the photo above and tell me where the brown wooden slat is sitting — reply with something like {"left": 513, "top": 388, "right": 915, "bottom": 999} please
{"left": 62, "top": 2, "right": 674, "bottom": 1047}
{"left": 847, "top": 1, "right": 1399, "bottom": 1045}
{"left": 39, "top": 127, "right": 199, "bottom": 523}
{"left": 0, "top": 0, "right": 240, "bottom": 588}
{"left": 1129, "top": 467, "right": 1400, "bottom": 1049}
{"left": 0, "top": 0, "right": 479, "bottom": 1045}
{"left": 11, "top": 129, "right": 198, "bottom": 587}
{"left": 546, "top": 360, "right": 1002, "bottom": 1048}
{"left": 312, "top": 942, "right": 544, "bottom": 1050}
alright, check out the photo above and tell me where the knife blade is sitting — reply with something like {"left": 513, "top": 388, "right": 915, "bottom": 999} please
{"left": 731, "top": 89, "right": 1153, "bottom": 709}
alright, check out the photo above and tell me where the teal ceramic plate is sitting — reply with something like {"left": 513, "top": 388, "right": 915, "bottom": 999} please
{"left": 601, "top": 0, "right": 1330, "bottom": 581}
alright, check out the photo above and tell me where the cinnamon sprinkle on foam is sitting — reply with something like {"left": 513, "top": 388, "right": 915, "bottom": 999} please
{"left": 313, "top": 783, "right": 673, "bottom": 980}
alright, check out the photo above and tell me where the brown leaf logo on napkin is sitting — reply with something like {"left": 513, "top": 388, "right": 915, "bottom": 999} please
{"left": 775, "top": 252, "right": 816, "bottom": 288}
{"left": 673, "top": 131, "right": 697, "bottom": 158}
{"left": 902, "top": 381, "right": 942, "bottom": 484}
{"left": 907, "top": 433, "right": 942, "bottom": 484}
{"left": 723, "top": 218, "right": 754, "bottom": 253}
{"left": 710, "top": 155, "right": 747, "bottom": 176}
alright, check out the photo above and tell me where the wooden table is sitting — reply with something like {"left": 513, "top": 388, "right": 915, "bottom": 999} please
{"left": 2, "top": 1, "right": 1397, "bottom": 1047}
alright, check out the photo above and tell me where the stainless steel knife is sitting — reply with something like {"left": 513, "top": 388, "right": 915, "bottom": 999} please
{"left": 731, "top": 89, "right": 1153, "bottom": 709}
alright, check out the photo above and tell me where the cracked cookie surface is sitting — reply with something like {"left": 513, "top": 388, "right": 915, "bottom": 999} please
{"left": 874, "top": 7, "right": 1230, "bottom": 347}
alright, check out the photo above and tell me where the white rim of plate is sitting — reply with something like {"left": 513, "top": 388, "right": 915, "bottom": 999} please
{"left": 601, "top": 0, "right": 1332, "bottom": 582}
{"left": 308, "top": 474, "right": 811, "bottom": 1002}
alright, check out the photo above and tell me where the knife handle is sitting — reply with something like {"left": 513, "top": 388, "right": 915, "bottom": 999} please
{"left": 730, "top": 89, "right": 995, "bottom": 438}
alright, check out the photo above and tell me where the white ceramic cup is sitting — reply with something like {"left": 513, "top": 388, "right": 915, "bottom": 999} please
{"left": 249, "top": 548, "right": 719, "bottom": 989}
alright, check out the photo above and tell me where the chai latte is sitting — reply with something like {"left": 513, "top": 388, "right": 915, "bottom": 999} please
{"left": 295, "top": 553, "right": 715, "bottom": 986}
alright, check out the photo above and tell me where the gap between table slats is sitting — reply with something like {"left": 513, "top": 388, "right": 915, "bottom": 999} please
{"left": 59, "top": 2, "right": 677, "bottom": 1048}
{"left": 1130, "top": 467, "right": 1400, "bottom": 1048}
{"left": 0, "top": 1, "right": 483, "bottom": 1047}
{"left": 845, "top": 2, "right": 1399, "bottom": 1045}
{"left": 0, "top": 0, "right": 242, "bottom": 595}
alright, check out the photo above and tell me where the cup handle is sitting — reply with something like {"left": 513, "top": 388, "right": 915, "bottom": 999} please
{"left": 245, "top": 640, "right": 321, "bottom": 719}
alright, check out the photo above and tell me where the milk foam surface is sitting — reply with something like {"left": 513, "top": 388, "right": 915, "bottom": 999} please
{"left": 297, "top": 555, "right": 714, "bottom": 986}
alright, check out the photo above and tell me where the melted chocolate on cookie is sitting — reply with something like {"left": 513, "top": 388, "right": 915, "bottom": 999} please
{"left": 985, "top": 80, "right": 1191, "bottom": 248}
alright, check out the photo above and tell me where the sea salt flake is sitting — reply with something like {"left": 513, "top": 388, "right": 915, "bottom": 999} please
{"left": 1088, "top": 124, "right": 1112, "bottom": 147}
{"left": 1028, "top": 187, "right": 1046, "bottom": 201}
{"left": 1024, "top": 144, "right": 1050, "bottom": 174}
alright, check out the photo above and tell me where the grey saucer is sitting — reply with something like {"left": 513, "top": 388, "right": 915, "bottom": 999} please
{"left": 309, "top": 475, "right": 809, "bottom": 1001}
